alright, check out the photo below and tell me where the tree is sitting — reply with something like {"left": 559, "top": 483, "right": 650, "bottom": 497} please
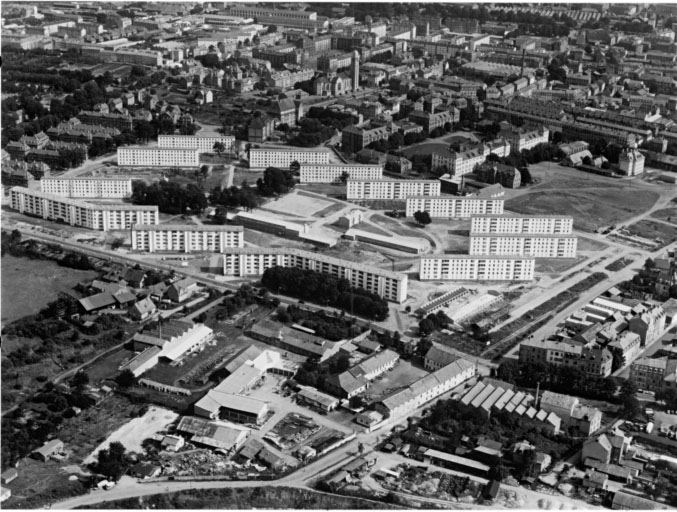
{"left": 419, "top": 318, "right": 435, "bottom": 336}
{"left": 414, "top": 210, "right": 432, "bottom": 227}
{"left": 266, "top": 25, "right": 278, "bottom": 33}
{"left": 213, "top": 141, "right": 226, "bottom": 156}
{"left": 657, "top": 387, "right": 677, "bottom": 411}
{"left": 351, "top": 396, "right": 366, "bottom": 409}
{"left": 70, "top": 370, "right": 89, "bottom": 391}
{"left": 95, "top": 441, "right": 129, "bottom": 481}
{"left": 620, "top": 380, "right": 640, "bottom": 417}
{"left": 519, "top": 167, "right": 533, "bottom": 185}
{"left": 339, "top": 171, "right": 350, "bottom": 184}
{"left": 115, "top": 369, "right": 136, "bottom": 388}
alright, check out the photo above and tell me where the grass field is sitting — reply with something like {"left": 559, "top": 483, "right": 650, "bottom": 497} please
{"left": 535, "top": 257, "right": 584, "bottom": 274}
{"left": 650, "top": 208, "right": 677, "bottom": 224}
{"left": 577, "top": 236, "right": 609, "bottom": 252}
{"left": 401, "top": 142, "right": 448, "bottom": 158}
{"left": 1, "top": 255, "right": 97, "bottom": 324}
{"left": 352, "top": 222, "right": 392, "bottom": 236}
{"left": 625, "top": 219, "right": 677, "bottom": 247}
{"left": 505, "top": 189, "right": 659, "bottom": 232}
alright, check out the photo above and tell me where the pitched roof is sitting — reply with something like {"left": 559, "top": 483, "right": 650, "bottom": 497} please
{"left": 79, "top": 293, "right": 116, "bottom": 312}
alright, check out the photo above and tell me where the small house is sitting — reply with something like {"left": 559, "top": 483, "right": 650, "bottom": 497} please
{"left": 482, "top": 480, "right": 501, "bottom": 501}
{"left": 161, "top": 435, "right": 184, "bottom": 452}
{"left": 123, "top": 269, "right": 146, "bottom": 288}
{"left": 0, "top": 487, "right": 11, "bottom": 503}
{"left": 130, "top": 297, "right": 157, "bottom": 321}
{"left": 1, "top": 469, "right": 17, "bottom": 485}
{"left": 31, "top": 439, "right": 64, "bottom": 462}
{"left": 166, "top": 279, "right": 199, "bottom": 303}
{"left": 130, "top": 462, "right": 161, "bottom": 479}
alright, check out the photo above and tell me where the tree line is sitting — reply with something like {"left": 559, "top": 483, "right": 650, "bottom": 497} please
{"left": 131, "top": 180, "right": 208, "bottom": 215}
{"left": 261, "top": 266, "right": 390, "bottom": 321}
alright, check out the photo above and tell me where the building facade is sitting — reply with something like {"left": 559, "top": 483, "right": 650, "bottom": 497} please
{"left": 630, "top": 356, "right": 677, "bottom": 392}
{"left": 520, "top": 339, "right": 613, "bottom": 377}
{"left": 10, "top": 187, "right": 158, "bottom": 231}
{"left": 40, "top": 177, "right": 132, "bottom": 198}
{"left": 405, "top": 196, "right": 504, "bottom": 218}
{"left": 346, "top": 179, "right": 440, "bottom": 199}
{"left": 470, "top": 214, "right": 574, "bottom": 235}
{"left": 131, "top": 225, "right": 244, "bottom": 253}
{"left": 157, "top": 135, "right": 236, "bottom": 154}
{"left": 117, "top": 147, "right": 199, "bottom": 167}
{"left": 300, "top": 164, "right": 383, "bottom": 183}
{"left": 469, "top": 234, "right": 578, "bottom": 258}
{"left": 222, "top": 247, "right": 408, "bottom": 303}
{"left": 419, "top": 256, "right": 535, "bottom": 281}
{"left": 249, "top": 148, "right": 330, "bottom": 169}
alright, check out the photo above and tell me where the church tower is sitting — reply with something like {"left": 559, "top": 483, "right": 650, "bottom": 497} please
{"left": 351, "top": 50, "right": 360, "bottom": 92}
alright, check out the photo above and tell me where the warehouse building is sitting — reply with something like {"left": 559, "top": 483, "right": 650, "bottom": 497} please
{"left": 9, "top": 187, "right": 158, "bottom": 231}
{"left": 131, "top": 224, "right": 244, "bottom": 253}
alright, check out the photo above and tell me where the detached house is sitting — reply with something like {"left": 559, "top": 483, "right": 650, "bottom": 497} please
{"left": 166, "top": 279, "right": 199, "bottom": 303}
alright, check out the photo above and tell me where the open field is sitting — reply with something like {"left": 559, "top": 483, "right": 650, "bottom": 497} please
{"left": 505, "top": 189, "right": 659, "bottom": 232}
{"left": 400, "top": 142, "right": 447, "bottom": 158}
{"left": 296, "top": 182, "right": 346, "bottom": 198}
{"left": 83, "top": 406, "right": 178, "bottom": 464}
{"left": 352, "top": 222, "right": 392, "bottom": 236}
{"left": 576, "top": 236, "right": 609, "bottom": 252}
{"left": 1, "top": 254, "right": 97, "bottom": 324}
{"left": 260, "top": 191, "right": 336, "bottom": 218}
{"left": 369, "top": 215, "right": 435, "bottom": 242}
{"left": 535, "top": 256, "right": 585, "bottom": 275}
{"left": 650, "top": 208, "right": 677, "bottom": 224}
{"left": 625, "top": 219, "right": 677, "bottom": 248}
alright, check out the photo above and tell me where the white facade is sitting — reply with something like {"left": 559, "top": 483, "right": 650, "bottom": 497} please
{"left": 470, "top": 214, "right": 573, "bottom": 235}
{"left": 117, "top": 147, "right": 199, "bottom": 167}
{"left": 132, "top": 225, "right": 244, "bottom": 253}
{"left": 346, "top": 179, "right": 440, "bottom": 199}
{"left": 344, "top": 229, "right": 428, "bottom": 254}
{"left": 40, "top": 178, "right": 132, "bottom": 198}
{"left": 420, "top": 256, "right": 535, "bottom": 281}
{"left": 432, "top": 140, "right": 511, "bottom": 176}
{"left": 469, "top": 234, "right": 578, "bottom": 258}
{"left": 249, "top": 148, "right": 330, "bottom": 169}
{"left": 10, "top": 187, "right": 158, "bottom": 231}
{"left": 406, "top": 196, "right": 504, "bottom": 218}
{"left": 157, "top": 135, "right": 236, "bottom": 154}
{"left": 222, "top": 248, "right": 408, "bottom": 303}
{"left": 300, "top": 164, "right": 383, "bottom": 183}
{"left": 619, "top": 146, "right": 645, "bottom": 176}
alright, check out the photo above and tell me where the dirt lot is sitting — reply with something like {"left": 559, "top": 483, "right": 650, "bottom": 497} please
{"left": 366, "top": 360, "right": 428, "bottom": 401}
{"left": 625, "top": 219, "right": 677, "bottom": 248}
{"left": 259, "top": 191, "right": 338, "bottom": 218}
{"left": 535, "top": 256, "right": 585, "bottom": 275}
{"left": 83, "top": 406, "right": 179, "bottom": 464}
{"left": 1, "top": 254, "right": 97, "bottom": 324}
{"left": 650, "top": 208, "right": 677, "bottom": 224}
{"left": 577, "top": 236, "right": 609, "bottom": 252}
{"left": 505, "top": 188, "right": 659, "bottom": 232}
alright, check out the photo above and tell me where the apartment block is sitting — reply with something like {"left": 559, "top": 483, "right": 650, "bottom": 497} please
{"left": 222, "top": 248, "right": 408, "bottom": 303}
{"left": 131, "top": 225, "right": 244, "bottom": 253}
{"left": 519, "top": 338, "right": 613, "bottom": 377}
{"left": 346, "top": 179, "right": 440, "bottom": 200}
{"left": 405, "top": 196, "right": 504, "bottom": 218}
{"left": 469, "top": 234, "right": 578, "bottom": 258}
{"left": 470, "top": 214, "right": 574, "bottom": 235}
{"left": 630, "top": 356, "right": 677, "bottom": 392}
{"left": 9, "top": 187, "right": 158, "bottom": 231}
{"left": 419, "top": 256, "right": 535, "bottom": 281}
{"left": 117, "top": 147, "right": 199, "bottom": 167}
{"left": 300, "top": 164, "right": 382, "bottom": 183}
{"left": 628, "top": 305, "right": 667, "bottom": 346}
{"left": 157, "top": 135, "right": 236, "bottom": 154}
{"left": 40, "top": 177, "right": 132, "bottom": 199}
{"left": 249, "top": 147, "right": 330, "bottom": 169}
{"left": 431, "top": 140, "right": 511, "bottom": 176}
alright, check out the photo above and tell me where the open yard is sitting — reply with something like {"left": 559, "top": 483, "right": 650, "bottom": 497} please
{"left": 83, "top": 406, "right": 178, "bottom": 464}
{"left": 1, "top": 254, "right": 97, "bottom": 324}
{"left": 505, "top": 188, "right": 659, "bottom": 232}
{"left": 625, "top": 220, "right": 677, "bottom": 248}
{"left": 370, "top": 214, "right": 436, "bottom": 242}
{"left": 259, "top": 191, "right": 338, "bottom": 218}
{"left": 401, "top": 142, "right": 447, "bottom": 158}
{"left": 366, "top": 360, "right": 428, "bottom": 401}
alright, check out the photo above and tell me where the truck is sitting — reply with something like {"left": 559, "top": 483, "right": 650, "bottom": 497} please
{"left": 646, "top": 421, "right": 654, "bottom": 434}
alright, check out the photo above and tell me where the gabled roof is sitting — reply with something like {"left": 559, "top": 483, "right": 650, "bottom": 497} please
{"left": 79, "top": 293, "right": 116, "bottom": 312}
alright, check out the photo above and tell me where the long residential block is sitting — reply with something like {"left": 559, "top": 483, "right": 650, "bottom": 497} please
{"left": 117, "top": 147, "right": 199, "bottom": 167}
{"left": 405, "top": 196, "right": 504, "bottom": 218}
{"left": 40, "top": 177, "right": 133, "bottom": 198}
{"left": 346, "top": 179, "right": 440, "bottom": 199}
{"left": 222, "top": 247, "right": 408, "bottom": 303}
{"left": 419, "top": 255, "right": 535, "bottom": 281}
{"left": 470, "top": 214, "right": 574, "bottom": 235}
{"left": 131, "top": 224, "right": 244, "bottom": 253}
{"left": 9, "top": 187, "right": 158, "bottom": 231}
{"left": 249, "top": 147, "right": 330, "bottom": 169}
{"left": 301, "top": 164, "right": 383, "bottom": 183}
{"left": 469, "top": 234, "right": 578, "bottom": 258}
{"left": 158, "top": 135, "right": 236, "bottom": 153}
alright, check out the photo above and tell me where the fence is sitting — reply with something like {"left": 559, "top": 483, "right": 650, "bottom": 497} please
{"left": 138, "top": 378, "right": 191, "bottom": 396}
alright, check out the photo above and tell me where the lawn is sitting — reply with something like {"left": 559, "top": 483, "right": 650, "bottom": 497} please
{"left": 296, "top": 182, "right": 346, "bottom": 198}
{"left": 370, "top": 214, "right": 434, "bottom": 240}
{"left": 625, "top": 220, "right": 677, "bottom": 248}
{"left": 401, "top": 142, "right": 448, "bottom": 158}
{"left": 505, "top": 189, "right": 659, "bottom": 232}
{"left": 352, "top": 222, "right": 392, "bottom": 236}
{"left": 577, "top": 236, "right": 609, "bottom": 252}
{"left": 650, "top": 208, "right": 677, "bottom": 224}
{"left": 535, "top": 256, "right": 585, "bottom": 274}
{"left": 1, "top": 254, "right": 98, "bottom": 324}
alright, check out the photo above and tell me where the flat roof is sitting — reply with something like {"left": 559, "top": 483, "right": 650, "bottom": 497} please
{"left": 42, "top": 177, "right": 132, "bottom": 181}
{"left": 421, "top": 255, "right": 535, "bottom": 261}
{"left": 469, "top": 233, "right": 577, "bottom": 239}
{"left": 10, "top": 187, "right": 157, "bottom": 211}
{"left": 347, "top": 179, "right": 439, "bottom": 184}
{"left": 472, "top": 213, "right": 573, "bottom": 219}
{"left": 133, "top": 224, "right": 243, "bottom": 232}
{"left": 424, "top": 449, "right": 490, "bottom": 472}
{"left": 250, "top": 146, "right": 330, "bottom": 153}
{"left": 119, "top": 146, "right": 198, "bottom": 151}
{"left": 345, "top": 229, "right": 427, "bottom": 250}
{"left": 406, "top": 195, "right": 503, "bottom": 201}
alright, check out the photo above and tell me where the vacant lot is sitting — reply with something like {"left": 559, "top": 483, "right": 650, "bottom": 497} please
{"left": 505, "top": 189, "right": 659, "bottom": 232}
{"left": 367, "top": 360, "right": 428, "bottom": 401}
{"left": 577, "top": 236, "right": 609, "bottom": 252}
{"left": 650, "top": 208, "right": 677, "bottom": 224}
{"left": 1, "top": 254, "right": 97, "bottom": 324}
{"left": 401, "top": 142, "right": 448, "bottom": 158}
{"left": 535, "top": 257, "right": 584, "bottom": 275}
{"left": 625, "top": 220, "right": 677, "bottom": 248}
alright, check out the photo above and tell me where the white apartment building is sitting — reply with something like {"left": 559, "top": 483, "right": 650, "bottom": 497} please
{"left": 157, "top": 135, "right": 236, "bottom": 154}
{"left": 469, "top": 234, "right": 578, "bottom": 258}
{"left": 419, "top": 256, "right": 535, "bottom": 281}
{"left": 470, "top": 214, "right": 573, "bottom": 235}
{"left": 249, "top": 147, "right": 330, "bottom": 169}
{"left": 346, "top": 179, "right": 441, "bottom": 200}
{"left": 406, "top": 196, "right": 505, "bottom": 218}
{"left": 9, "top": 187, "right": 158, "bottom": 231}
{"left": 300, "top": 164, "right": 383, "bottom": 183}
{"left": 40, "top": 177, "right": 133, "bottom": 198}
{"left": 117, "top": 147, "right": 199, "bottom": 167}
{"left": 222, "top": 247, "right": 408, "bottom": 303}
{"left": 131, "top": 225, "right": 244, "bottom": 253}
